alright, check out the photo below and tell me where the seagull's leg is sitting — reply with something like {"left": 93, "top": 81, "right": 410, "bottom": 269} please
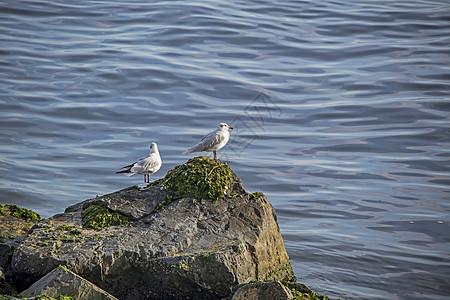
{"left": 143, "top": 175, "right": 146, "bottom": 183}
{"left": 213, "top": 151, "right": 217, "bottom": 161}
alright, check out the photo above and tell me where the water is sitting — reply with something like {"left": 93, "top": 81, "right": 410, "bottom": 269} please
{"left": 1, "top": 0, "right": 449, "bottom": 299}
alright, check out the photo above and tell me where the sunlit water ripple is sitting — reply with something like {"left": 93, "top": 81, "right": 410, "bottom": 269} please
{"left": 1, "top": 0, "right": 449, "bottom": 299}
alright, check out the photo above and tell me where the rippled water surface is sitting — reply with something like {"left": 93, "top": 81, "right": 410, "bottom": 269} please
{"left": 1, "top": 0, "right": 449, "bottom": 299}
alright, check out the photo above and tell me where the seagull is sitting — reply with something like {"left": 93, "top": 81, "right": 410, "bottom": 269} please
{"left": 116, "top": 142, "right": 162, "bottom": 183}
{"left": 184, "top": 123, "right": 233, "bottom": 161}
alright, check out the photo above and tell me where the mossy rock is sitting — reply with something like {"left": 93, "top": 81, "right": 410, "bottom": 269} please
{"left": 249, "top": 192, "right": 263, "bottom": 200}
{"left": 81, "top": 205, "right": 129, "bottom": 230}
{"left": 33, "top": 295, "right": 74, "bottom": 300}
{"left": 0, "top": 204, "right": 40, "bottom": 222}
{"left": 283, "top": 281, "right": 348, "bottom": 300}
{"left": 0, "top": 204, "right": 41, "bottom": 244}
{"left": 56, "top": 224, "right": 82, "bottom": 235}
{"left": 162, "top": 156, "right": 234, "bottom": 201}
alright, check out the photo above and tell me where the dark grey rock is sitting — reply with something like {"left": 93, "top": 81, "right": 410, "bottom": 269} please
{"left": 63, "top": 185, "right": 167, "bottom": 222}
{"left": 0, "top": 266, "right": 17, "bottom": 295}
{"left": 21, "top": 265, "right": 118, "bottom": 300}
{"left": 10, "top": 158, "right": 294, "bottom": 300}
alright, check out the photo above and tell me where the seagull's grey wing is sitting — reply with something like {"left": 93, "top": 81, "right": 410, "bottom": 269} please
{"left": 184, "top": 130, "right": 220, "bottom": 153}
{"left": 131, "top": 153, "right": 161, "bottom": 174}
{"left": 128, "top": 155, "right": 149, "bottom": 173}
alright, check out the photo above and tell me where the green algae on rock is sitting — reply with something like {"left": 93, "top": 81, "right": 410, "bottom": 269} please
{"left": 249, "top": 192, "right": 263, "bottom": 200}
{"left": 56, "top": 225, "right": 82, "bottom": 236}
{"left": 162, "top": 156, "right": 234, "bottom": 201}
{"left": 0, "top": 204, "right": 41, "bottom": 245}
{"left": 0, "top": 204, "right": 41, "bottom": 223}
{"left": 81, "top": 205, "right": 129, "bottom": 230}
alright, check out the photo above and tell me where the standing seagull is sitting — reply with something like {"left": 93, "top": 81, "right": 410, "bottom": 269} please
{"left": 116, "top": 142, "right": 162, "bottom": 183}
{"left": 184, "top": 123, "right": 233, "bottom": 161}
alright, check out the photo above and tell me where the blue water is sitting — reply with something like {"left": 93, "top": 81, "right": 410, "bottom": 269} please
{"left": 1, "top": 0, "right": 449, "bottom": 299}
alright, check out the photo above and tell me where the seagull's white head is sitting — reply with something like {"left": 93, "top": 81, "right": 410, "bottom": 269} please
{"left": 150, "top": 142, "right": 158, "bottom": 152}
{"left": 219, "top": 123, "right": 233, "bottom": 131}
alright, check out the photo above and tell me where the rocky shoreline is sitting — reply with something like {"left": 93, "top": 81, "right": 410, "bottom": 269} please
{"left": 1, "top": 157, "right": 341, "bottom": 300}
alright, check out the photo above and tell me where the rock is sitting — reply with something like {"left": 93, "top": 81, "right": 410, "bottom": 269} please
{"left": 1, "top": 204, "right": 40, "bottom": 296}
{"left": 64, "top": 184, "right": 167, "bottom": 222}
{"left": 0, "top": 238, "right": 19, "bottom": 295}
{"left": 0, "top": 205, "right": 39, "bottom": 271}
{"left": 0, "top": 244, "right": 13, "bottom": 274}
{"left": 10, "top": 156, "right": 295, "bottom": 299}
{"left": 231, "top": 281, "right": 293, "bottom": 300}
{"left": 21, "top": 265, "right": 118, "bottom": 299}
{"left": 0, "top": 265, "right": 17, "bottom": 295}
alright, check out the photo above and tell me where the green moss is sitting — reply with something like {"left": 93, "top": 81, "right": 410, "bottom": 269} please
{"left": 33, "top": 296, "right": 73, "bottom": 300}
{"left": 35, "top": 241, "right": 54, "bottom": 247}
{"left": 0, "top": 234, "right": 5, "bottom": 243}
{"left": 163, "top": 156, "right": 234, "bottom": 202}
{"left": 0, "top": 204, "right": 5, "bottom": 216}
{"left": 0, "top": 295, "right": 21, "bottom": 300}
{"left": 3, "top": 204, "right": 41, "bottom": 222}
{"left": 263, "top": 259, "right": 294, "bottom": 281}
{"left": 249, "top": 192, "right": 263, "bottom": 200}
{"left": 291, "top": 291, "right": 334, "bottom": 300}
{"left": 153, "top": 200, "right": 168, "bottom": 213}
{"left": 179, "top": 262, "right": 190, "bottom": 271}
{"left": 199, "top": 251, "right": 215, "bottom": 266}
{"left": 282, "top": 281, "right": 347, "bottom": 300}
{"left": 82, "top": 205, "right": 129, "bottom": 230}
{"left": 238, "top": 281, "right": 341, "bottom": 300}
{"left": 56, "top": 224, "right": 82, "bottom": 235}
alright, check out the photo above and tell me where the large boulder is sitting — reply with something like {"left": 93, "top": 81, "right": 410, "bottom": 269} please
{"left": 21, "top": 265, "right": 118, "bottom": 299}
{"left": 10, "top": 157, "right": 294, "bottom": 299}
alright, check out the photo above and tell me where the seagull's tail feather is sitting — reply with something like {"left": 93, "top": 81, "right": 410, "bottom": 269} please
{"left": 116, "top": 169, "right": 130, "bottom": 174}
{"left": 116, "top": 162, "right": 136, "bottom": 175}
{"left": 116, "top": 169, "right": 136, "bottom": 176}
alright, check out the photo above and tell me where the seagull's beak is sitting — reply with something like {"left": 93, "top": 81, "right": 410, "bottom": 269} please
{"left": 228, "top": 126, "right": 233, "bottom": 130}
